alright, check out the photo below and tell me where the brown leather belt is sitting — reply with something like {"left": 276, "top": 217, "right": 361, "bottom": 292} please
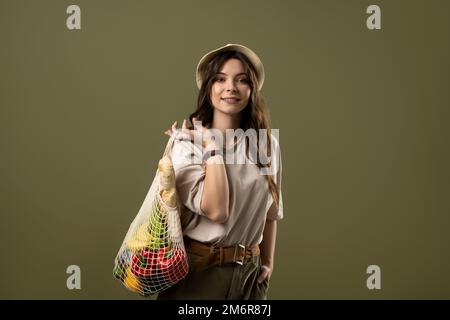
{"left": 184, "top": 237, "right": 260, "bottom": 272}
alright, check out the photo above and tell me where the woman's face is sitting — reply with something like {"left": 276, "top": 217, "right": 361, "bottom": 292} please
{"left": 209, "top": 58, "right": 251, "bottom": 116}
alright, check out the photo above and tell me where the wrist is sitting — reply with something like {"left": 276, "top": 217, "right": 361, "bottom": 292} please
{"left": 261, "top": 264, "right": 272, "bottom": 270}
{"left": 261, "top": 264, "right": 273, "bottom": 279}
{"left": 203, "top": 149, "right": 224, "bottom": 163}
{"left": 261, "top": 262, "right": 273, "bottom": 270}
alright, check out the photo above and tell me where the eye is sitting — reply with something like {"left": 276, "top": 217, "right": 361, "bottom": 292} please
{"left": 238, "top": 78, "right": 248, "bottom": 83}
{"left": 215, "top": 77, "right": 225, "bottom": 83}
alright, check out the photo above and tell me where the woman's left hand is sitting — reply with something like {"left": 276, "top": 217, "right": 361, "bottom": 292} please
{"left": 257, "top": 265, "right": 272, "bottom": 283}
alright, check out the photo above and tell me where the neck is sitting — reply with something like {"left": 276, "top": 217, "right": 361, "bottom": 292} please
{"left": 210, "top": 111, "right": 242, "bottom": 148}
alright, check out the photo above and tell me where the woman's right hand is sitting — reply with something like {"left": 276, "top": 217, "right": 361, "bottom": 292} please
{"left": 164, "top": 118, "right": 215, "bottom": 149}
{"left": 164, "top": 120, "right": 189, "bottom": 140}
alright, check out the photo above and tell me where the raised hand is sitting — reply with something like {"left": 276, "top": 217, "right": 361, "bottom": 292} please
{"left": 164, "top": 118, "right": 211, "bottom": 147}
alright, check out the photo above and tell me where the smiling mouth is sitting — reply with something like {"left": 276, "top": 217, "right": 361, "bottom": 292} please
{"left": 221, "top": 98, "right": 241, "bottom": 104}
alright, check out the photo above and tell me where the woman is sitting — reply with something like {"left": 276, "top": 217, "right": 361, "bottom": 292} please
{"left": 157, "top": 44, "right": 283, "bottom": 300}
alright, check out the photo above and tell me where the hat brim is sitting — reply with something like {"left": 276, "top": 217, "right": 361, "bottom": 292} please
{"left": 196, "top": 44, "right": 265, "bottom": 91}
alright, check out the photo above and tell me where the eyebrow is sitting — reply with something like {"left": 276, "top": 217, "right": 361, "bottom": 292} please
{"left": 217, "top": 72, "right": 248, "bottom": 77}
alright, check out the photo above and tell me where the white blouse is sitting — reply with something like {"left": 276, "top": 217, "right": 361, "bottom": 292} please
{"left": 170, "top": 133, "right": 283, "bottom": 247}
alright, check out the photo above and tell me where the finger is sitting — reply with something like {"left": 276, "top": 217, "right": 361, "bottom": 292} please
{"left": 182, "top": 119, "right": 187, "bottom": 130}
{"left": 192, "top": 117, "right": 200, "bottom": 130}
{"left": 171, "top": 121, "right": 178, "bottom": 132}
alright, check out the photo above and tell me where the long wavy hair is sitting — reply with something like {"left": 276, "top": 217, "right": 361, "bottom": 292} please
{"left": 189, "top": 50, "right": 280, "bottom": 207}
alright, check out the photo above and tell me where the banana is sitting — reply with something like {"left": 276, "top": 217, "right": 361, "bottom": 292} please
{"left": 126, "top": 222, "right": 152, "bottom": 251}
{"left": 123, "top": 268, "right": 141, "bottom": 293}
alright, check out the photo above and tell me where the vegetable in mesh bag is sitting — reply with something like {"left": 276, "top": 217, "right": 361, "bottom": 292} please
{"left": 113, "top": 141, "right": 189, "bottom": 297}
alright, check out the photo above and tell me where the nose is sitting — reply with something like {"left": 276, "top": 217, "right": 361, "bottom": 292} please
{"left": 225, "top": 79, "right": 237, "bottom": 92}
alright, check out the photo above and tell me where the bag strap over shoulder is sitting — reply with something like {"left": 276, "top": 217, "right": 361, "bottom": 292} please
{"left": 163, "top": 134, "right": 177, "bottom": 157}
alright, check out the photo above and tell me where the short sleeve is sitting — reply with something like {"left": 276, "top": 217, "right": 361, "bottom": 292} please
{"left": 170, "top": 140, "right": 207, "bottom": 216}
{"left": 266, "top": 135, "right": 283, "bottom": 221}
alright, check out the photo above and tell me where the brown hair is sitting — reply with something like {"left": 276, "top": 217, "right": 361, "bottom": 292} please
{"left": 189, "top": 50, "right": 280, "bottom": 207}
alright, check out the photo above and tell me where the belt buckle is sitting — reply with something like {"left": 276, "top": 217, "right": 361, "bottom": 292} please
{"left": 233, "top": 244, "right": 246, "bottom": 265}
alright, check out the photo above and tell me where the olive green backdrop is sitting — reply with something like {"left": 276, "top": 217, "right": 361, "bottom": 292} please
{"left": 1, "top": 0, "right": 449, "bottom": 299}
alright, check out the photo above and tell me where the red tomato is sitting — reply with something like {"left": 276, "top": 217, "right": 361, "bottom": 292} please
{"left": 157, "top": 247, "right": 189, "bottom": 283}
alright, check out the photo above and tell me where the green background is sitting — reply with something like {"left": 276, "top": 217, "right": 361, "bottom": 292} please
{"left": 1, "top": 0, "right": 449, "bottom": 299}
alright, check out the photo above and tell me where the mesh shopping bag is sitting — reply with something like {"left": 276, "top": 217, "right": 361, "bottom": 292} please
{"left": 113, "top": 135, "right": 189, "bottom": 296}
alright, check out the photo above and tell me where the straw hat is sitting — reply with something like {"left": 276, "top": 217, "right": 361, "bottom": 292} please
{"left": 195, "top": 44, "right": 265, "bottom": 91}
